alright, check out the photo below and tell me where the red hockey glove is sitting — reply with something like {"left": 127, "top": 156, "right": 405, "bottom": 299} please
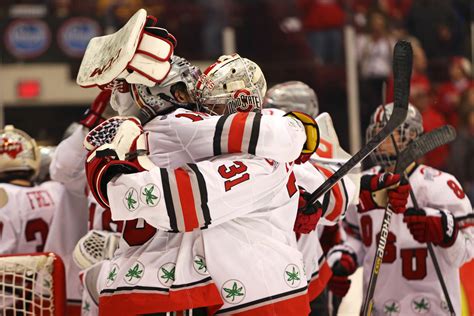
{"left": 79, "top": 90, "right": 112, "bottom": 129}
{"left": 85, "top": 117, "right": 155, "bottom": 208}
{"left": 284, "top": 111, "right": 320, "bottom": 164}
{"left": 403, "top": 208, "right": 459, "bottom": 247}
{"left": 294, "top": 187, "right": 323, "bottom": 234}
{"left": 327, "top": 246, "right": 357, "bottom": 297}
{"left": 359, "top": 173, "right": 411, "bottom": 214}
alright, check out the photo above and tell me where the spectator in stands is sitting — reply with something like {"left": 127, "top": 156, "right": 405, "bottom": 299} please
{"left": 405, "top": 0, "right": 464, "bottom": 58}
{"left": 357, "top": 10, "right": 395, "bottom": 130}
{"left": 411, "top": 78, "right": 449, "bottom": 170}
{"left": 448, "top": 87, "right": 474, "bottom": 203}
{"left": 435, "top": 56, "right": 472, "bottom": 127}
{"left": 297, "top": 0, "right": 345, "bottom": 64}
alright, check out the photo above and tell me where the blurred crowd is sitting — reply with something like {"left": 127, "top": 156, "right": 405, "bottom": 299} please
{"left": 2, "top": 0, "right": 473, "bottom": 202}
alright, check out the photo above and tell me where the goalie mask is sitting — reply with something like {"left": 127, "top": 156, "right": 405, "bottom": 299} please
{"left": 0, "top": 125, "right": 40, "bottom": 180}
{"left": 263, "top": 81, "right": 319, "bottom": 117}
{"left": 367, "top": 103, "right": 423, "bottom": 168}
{"left": 196, "top": 54, "right": 267, "bottom": 115}
{"left": 130, "top": 55, "right": 202, "bottom": 115}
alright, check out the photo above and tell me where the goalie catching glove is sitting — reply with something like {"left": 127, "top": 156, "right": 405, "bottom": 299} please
{"left": 359, "top": 173, "right": 411, "bottom": 214}
{"left": 403, "top": 207, "right": 459, "bottom": 247}
{"left": 73, "top": 230, "right": 121, "bottom": 269}
{"left": 84, "top": 117, "right": 155, "bottom": 209}
{"left": 284, "top": 111, "right": 319, "bottom": 164}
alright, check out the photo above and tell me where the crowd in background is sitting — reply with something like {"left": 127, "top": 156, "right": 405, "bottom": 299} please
{"left": 1, "top": 0, "right": 473, "bottom": 201}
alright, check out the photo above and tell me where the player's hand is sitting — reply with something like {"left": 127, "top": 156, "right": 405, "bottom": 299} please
{"left": 403, "top": 208, "right": 458, "bottom": 247}
{"left": 294, "top": 187, "right": 322, "bottom": 234}
{"left": 327, "top": 246, "right": 358, "bottom": 297}
{"left": 85, "top": 118, "right": 154, "bottom": 208}
{"left": 284, "top": 111, "right": 319, "bottom": 164}
{"left": 79, "top": 90, "right": 112, "bottom": 129}
{"left": 359, "top": 173, "right": 410, "bottom": 214}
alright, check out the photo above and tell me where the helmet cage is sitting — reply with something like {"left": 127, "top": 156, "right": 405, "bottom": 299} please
{"left": 366, "top": 103, "right": 423, "bottom": 168}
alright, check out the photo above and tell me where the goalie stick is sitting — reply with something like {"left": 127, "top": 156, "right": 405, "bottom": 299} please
{"left": 362, "top": 125, "right": 457, "bottom": 316}
{"left": 304, "top": 40, "right": 412, "bottom": 212}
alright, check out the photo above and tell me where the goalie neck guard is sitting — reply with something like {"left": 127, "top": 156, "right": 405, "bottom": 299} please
{"left": 263, "top": 81, "right": 319, "bottom": 117}
{"left": 0, "top": 125, "right": 40, "bottom": 181}
{"left": 367, "top": 103, "right": 423, "bottom": 168}
{"left": 195, "top": 54, "right": 267, "bottom": 114}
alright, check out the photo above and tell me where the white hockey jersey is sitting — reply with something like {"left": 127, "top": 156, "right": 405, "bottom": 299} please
{"left": 343, "top": 164, "right": 474, "bottom": 316}
{"left": 107, "top": 155, "right": 310, "bottom": 315}
{"left": 0, "top": 181, "right": 66, "bottom": 254}
{"left": 90, "top": 108, "right": 310, "bottom": 315}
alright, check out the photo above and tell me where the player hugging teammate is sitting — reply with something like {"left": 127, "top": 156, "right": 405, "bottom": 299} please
{"left": 1, "top": 7, "right": 472, "bottom": 316}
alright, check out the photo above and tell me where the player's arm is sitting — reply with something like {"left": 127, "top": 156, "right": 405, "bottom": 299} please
{"left": 403, "top": 173, "right": 474, "bottom": 266}
{"left": 105, "top": 158, "right": 285, "bottom": 232}
{"left": 325, "top": 207, "right": 364, "bottom": 298}
{"left": 172, "top": 110, "right": 314, "bottom": 163}
{"left": 51, "top": 91, "right": 112, "bottom": 195}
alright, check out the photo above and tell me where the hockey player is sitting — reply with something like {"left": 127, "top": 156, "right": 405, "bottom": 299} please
{"left": 263, "top": 81, "right": 359, "bottom": 316}
{"left": 81, "top": 50, "right": 320, "bottom": 315}
{"left": 327, "top": 103, "right": 474, "bottom": 315}
{"left": 0, "top": 126, "right": 68, "bottom": 254}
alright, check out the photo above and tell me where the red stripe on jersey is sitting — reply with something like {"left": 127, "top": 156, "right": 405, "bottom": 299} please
{"left": 316, "top": 165, "right": 344, "bottom": 222}
{"left": 308, "top": 261, "right": 332, "bottom": 301}
{"left": 228, "top": 112, "right": 249, "bottom": 153}
{"left": 174, "top": 168, "right": 199, "bottom": 232}
{"left": 99, "top": 282, "right": 223, "bottom": 316}
{"left": 230, "top": 291, "right": 310, "bottom": 316}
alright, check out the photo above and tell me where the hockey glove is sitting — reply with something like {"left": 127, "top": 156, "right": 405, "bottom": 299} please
{"left": 359, "top": 173, "right": 410, "bottom": 214}
{"left": 294, "top": 187, "right": 323, "bottom": 234}
{"left": 85, "top": 117, "right": 155, "bottom": 208}
{"left": 284, "top": 111, "right": 319, "bottom": 164}
{"left": 403, "top": 207, "right": 459, "bottom": 247}
{"left": 79, "top": 90, "right": 112, "bottom": 129}
{"left": 326, "top": 245, "right": 358, "bottom": 297}
{"left": 73, "top": 230, "right": 121, "bottom": 270}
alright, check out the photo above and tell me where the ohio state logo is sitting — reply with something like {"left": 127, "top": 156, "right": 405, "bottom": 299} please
{"left": 0, "top": 138, "right": 23, "bottom": 158}
{"left": 228, "top": 89, "right": 260, "bottom": 112}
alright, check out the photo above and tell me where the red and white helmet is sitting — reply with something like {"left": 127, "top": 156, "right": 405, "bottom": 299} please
{"left": 195, "top": 54, "right": 267, "bottom": 114}
{"left": 367, "top": 103, "right": 423, "bottom": 168}
{"left": 0, "top": 125, "right": 40, "bottom": 180}
{"left": 263, "top": 81, "right": 319, "bottom": 117}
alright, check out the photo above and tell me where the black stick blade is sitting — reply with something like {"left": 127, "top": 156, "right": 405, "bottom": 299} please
{"left": 395, "top": 125, "right": 457, "bottom": 174}
{"left": 392, "top": 41, "right": 413, "bottom": 113}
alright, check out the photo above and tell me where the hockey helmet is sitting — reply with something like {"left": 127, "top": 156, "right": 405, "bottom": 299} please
{"left": 130, "top": 55, "right": 202, "bottom": 115}
{"left": 0, "top": 125, "right": 40, "bottom": 180}
{"left": 195, "top": 54, "right": 267, "bottom": 114}
{"left": 263, "top": 81, "right": 319, "bottom": 117}
{"left": 366, "top": 103, "right": 423, "bottom": 168}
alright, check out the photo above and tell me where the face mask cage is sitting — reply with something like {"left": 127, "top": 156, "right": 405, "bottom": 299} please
{"left": 367, "top": 122, "right": 420, "bottom": 168}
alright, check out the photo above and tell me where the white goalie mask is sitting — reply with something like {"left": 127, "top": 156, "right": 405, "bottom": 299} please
{"left": 129, "top": 55, "right": 202, "bottom": 114}
{"left": 0, "top": 125, "right": 40, "bottom": 180}
{"left": 195, "top": 54, "right": 267, "bottom": 114}
{"left": 263, "top": 81, "right": 319, "bottom": 117}
{"left": 367, "top": 103, "right": 423, "bottom": 168}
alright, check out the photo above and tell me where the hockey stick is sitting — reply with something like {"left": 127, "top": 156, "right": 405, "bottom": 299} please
{"left": 362, "top": 125, "right": 457, "bottom": 316}
{"left": 304, "top": 40, "right": 411, "bottom": 211}
{"left": 380, "top": 80, "right": 456, "bottom": 315}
